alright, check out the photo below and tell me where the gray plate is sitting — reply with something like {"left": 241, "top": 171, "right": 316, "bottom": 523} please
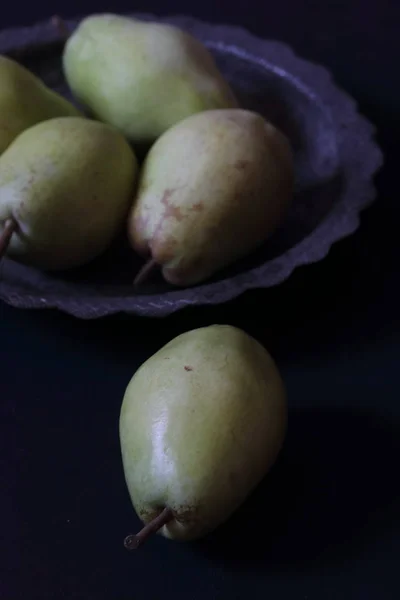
{"left": 0, "top": 13, "right": 384, "bottom": 318}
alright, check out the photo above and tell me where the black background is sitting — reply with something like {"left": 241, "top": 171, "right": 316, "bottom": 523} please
{"left": 1, "top": 1, "right": 400, "bottom": 599}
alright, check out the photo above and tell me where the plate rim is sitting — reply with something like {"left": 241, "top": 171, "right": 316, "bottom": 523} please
{"left": 0, "top": 12, "right": 384, "bottom": 318}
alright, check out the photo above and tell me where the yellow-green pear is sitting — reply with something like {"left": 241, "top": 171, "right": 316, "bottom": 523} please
{"left": 128, "top": 109, "right": 294, "bottom": 287}
{"left": 120, "top": 325, "right": 287, "bottom": 547}
{"left": 0, "top": 55, "right": 81, "bottom": 156}
{"left": 62, "top": 14, "right": 238, "bottom": 148}
{"left": 0, "top": 117, "right": 138, "bottom": 270}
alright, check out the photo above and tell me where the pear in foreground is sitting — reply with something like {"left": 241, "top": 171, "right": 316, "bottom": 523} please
{"left": 120, "top": 325, "right": 287, "bottom": 546}
{"left": 0, "top": 55, "right": 81, "bottom": 156}
{"left": 62, "top": 13, "right": 238, "bottom": 148}
{"left": 129, "top": 108, "right": 294, "bottom": 287}
{"left": 0, "top": 117, "right": 137, "bottom": 270}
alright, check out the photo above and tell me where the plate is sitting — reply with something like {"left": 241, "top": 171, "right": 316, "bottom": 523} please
{"left": 0, "top": 13, "right": 384, "bottom": 318}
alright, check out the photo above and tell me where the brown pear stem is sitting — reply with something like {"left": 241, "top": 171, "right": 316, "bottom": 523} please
{"left": 0, "top": 219, "right": 17, "bottom": 262}
{"left": 133, "top": 258, "right": 159, "bottom": 287}
{"left": 124, "top": 507, "right": 174, "bottom": 550}
{"left": 51, "top": 15, "right": 70, "bottom": 41}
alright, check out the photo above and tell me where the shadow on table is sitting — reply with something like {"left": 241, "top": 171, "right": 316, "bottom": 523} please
{"left": 191, "top": 406, "right": 400, "bottom": 572}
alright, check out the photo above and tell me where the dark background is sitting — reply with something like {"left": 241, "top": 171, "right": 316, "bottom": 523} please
{"left": 1, "top": 1, "right": 400, "bottom": 599}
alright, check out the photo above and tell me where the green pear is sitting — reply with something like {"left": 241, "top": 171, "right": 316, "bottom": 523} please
{"left": 0, "top": 116, "right": 138, "bottom": 270}
{"left": 62, "top": 14, "right": 238, "bottom": 148}
{"left": 128, "top": 109, "right": 294, "bottom": 287}
{"left": 0, "top": 55, "right": 81, "bottom": 156}
{"left": 120, "top": 325, "right": 287, "bottom": 546}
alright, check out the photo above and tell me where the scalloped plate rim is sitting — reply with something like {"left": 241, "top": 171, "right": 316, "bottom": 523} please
{"left": 0, "top": 12, "right": 384, "bottom": 318}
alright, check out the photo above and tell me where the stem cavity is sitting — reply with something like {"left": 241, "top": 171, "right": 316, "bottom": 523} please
{"left": 124, "top": 507, "right": 173, "bottom": 550}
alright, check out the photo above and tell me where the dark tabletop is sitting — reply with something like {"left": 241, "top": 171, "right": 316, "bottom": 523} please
{"left": 1, "top": 1, "right": 400, "bottom": 599}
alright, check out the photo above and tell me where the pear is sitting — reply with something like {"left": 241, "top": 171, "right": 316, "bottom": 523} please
{"left": 119, "top": 325, "right": 287, "bottom": 547}
{"left": 128, "top": 109, "right": 294, "bottom": 287}
{"left": 0, "top": 55, "right": 81, "bottom": 156}
{"left": 62, "top": 14, "right": 238, "bottom": 148}
{"left": 0, "top": 117, "right": 137, "bottom": 270}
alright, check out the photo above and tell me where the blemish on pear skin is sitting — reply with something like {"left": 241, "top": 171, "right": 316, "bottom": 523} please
{"left": 184, "top": 365, "right": 193, "bottom": 371}
{"left": 161, "top": 188, "right": 184, "bottom": 222}
{"left": 192, "top": 201, "right": 203, "bottom": 212}
{"left": 142, "top": 188, "right": 185, "bottom": 263}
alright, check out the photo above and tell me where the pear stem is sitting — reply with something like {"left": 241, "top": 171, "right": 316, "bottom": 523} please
{"left": 51, "top": 15, "right": 70, "bottom": 41}
{"left": 133, "top": 258, "right": 159, "bottom": 287}
{"left": 0, "top": 219, "right": 17, "bottom": 262}
{"left": 124, "top": 507, "right": 174, "bottom": 550}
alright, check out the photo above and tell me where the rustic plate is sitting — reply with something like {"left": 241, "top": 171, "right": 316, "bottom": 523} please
{"left": 0, "top": 13, "right": 383, "bottom": 318}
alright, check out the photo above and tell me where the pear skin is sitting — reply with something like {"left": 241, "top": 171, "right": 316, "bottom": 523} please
{"left": 128, "top": 109, "right": 294, "bottom": 287}
{"left": 0, "top": 55, "right": 81, "bottom": 156}
{"left": 62, "top": 14, "right": 238, "bottom": 148}
{"left": 120, "top": 325, "right": 287, "bottom": 544}
{"left": 0, "top": 117, "right": 137, "bottom": 270}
